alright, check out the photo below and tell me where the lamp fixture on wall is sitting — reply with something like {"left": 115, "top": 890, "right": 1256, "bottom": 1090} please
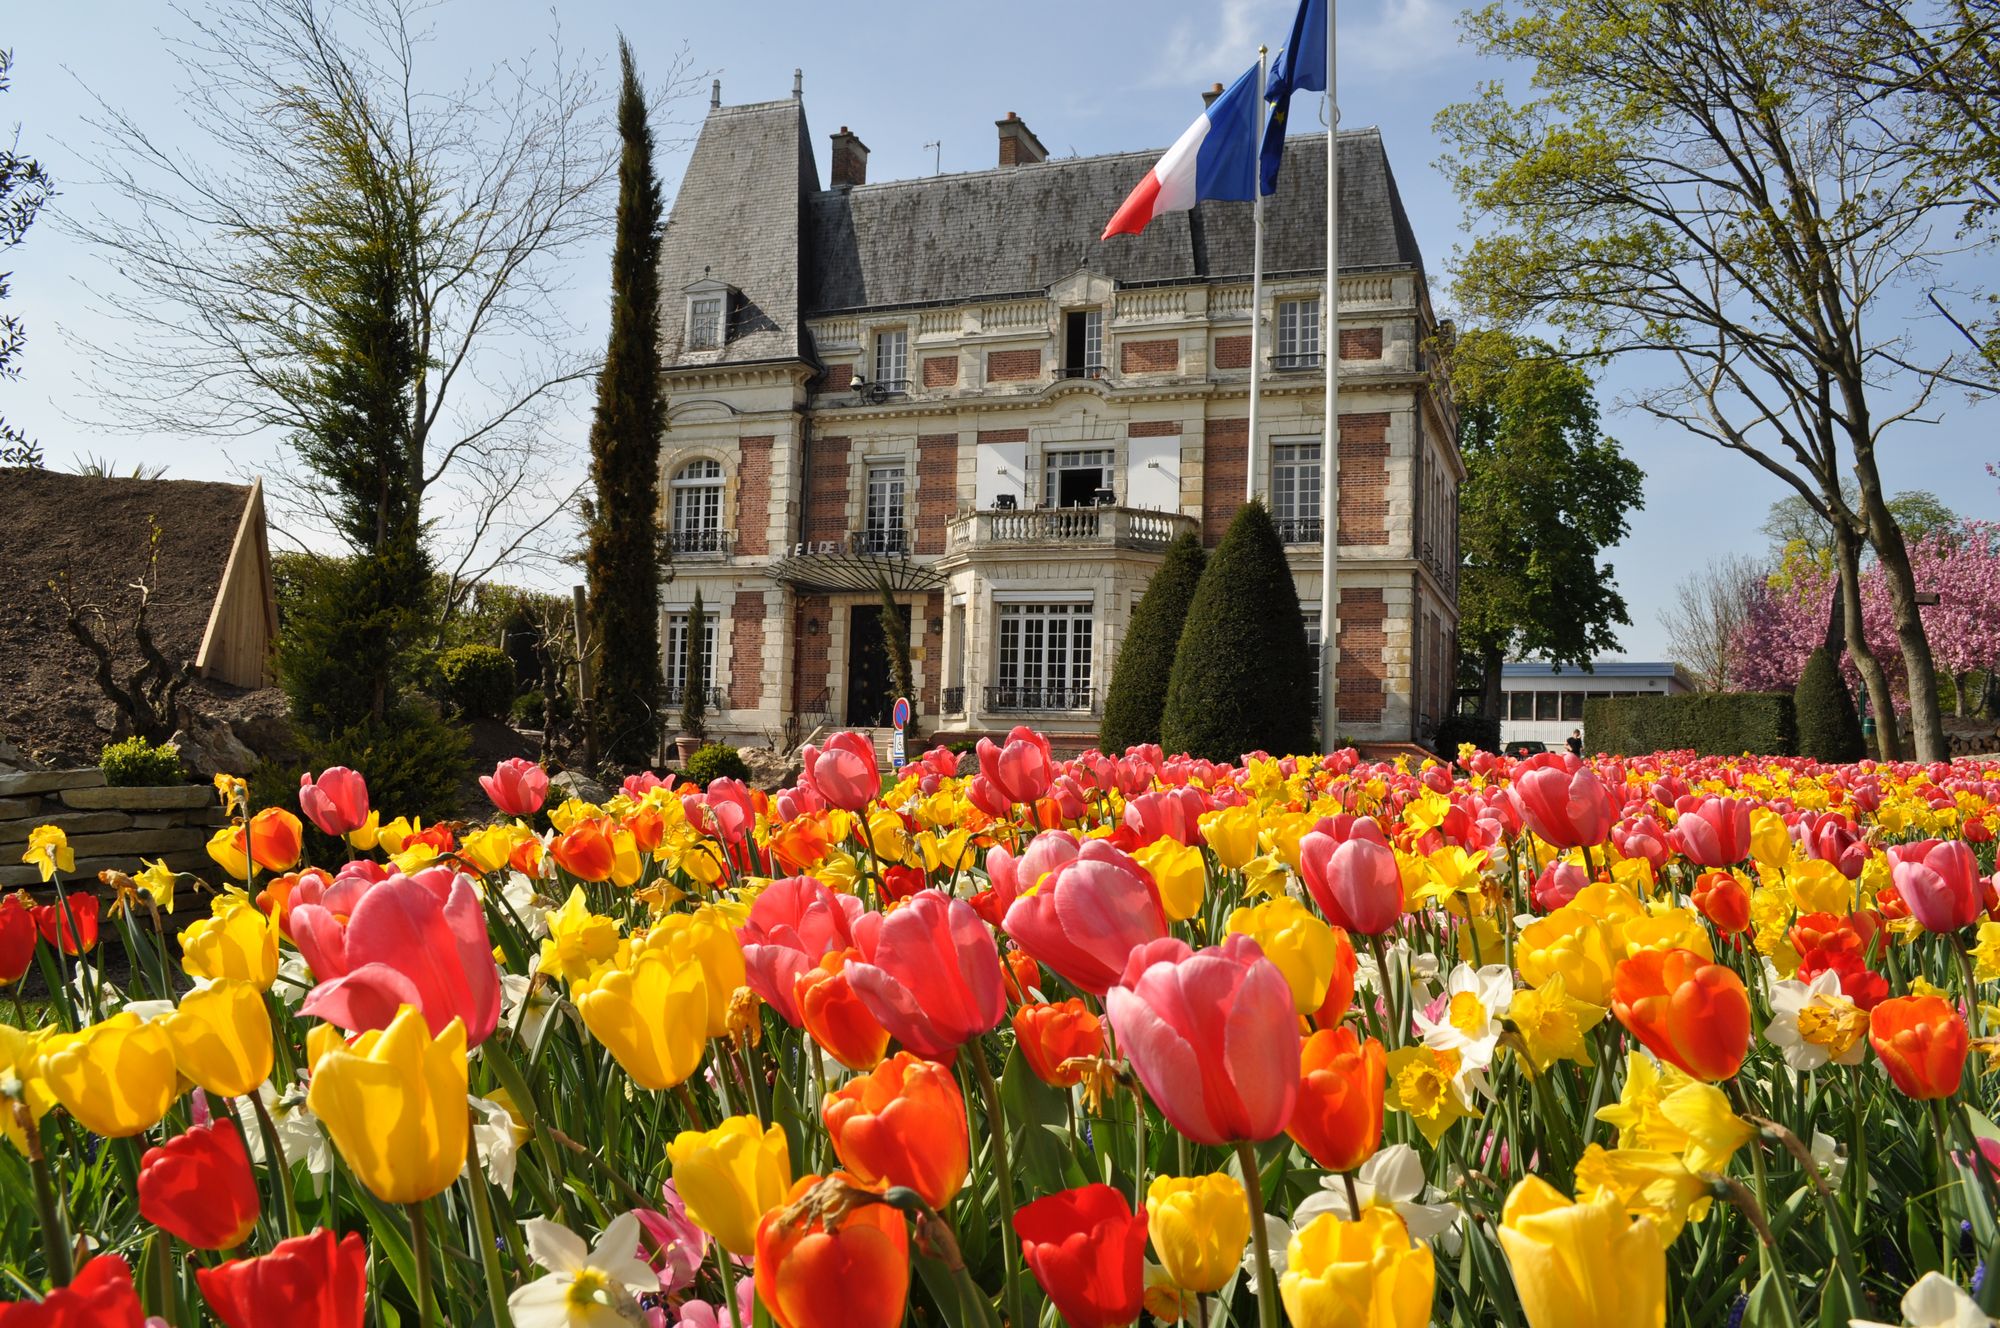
{"left": 806, "top": 617, "right": 822, "bottom": 636}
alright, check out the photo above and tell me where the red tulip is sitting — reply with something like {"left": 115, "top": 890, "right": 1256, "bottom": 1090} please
{"left": 977, "top": 726, "right": 1056, "bottom": 806}
{"left": 755, "top": 1175, "right": 910, "bottom": 1328}
{"left": 1667, "top": 796, "right": 1753, "bottom": 867}
{"left": 1014, "top": 1184, "right": 1148, "bottom": 1328}
{"left": 480, "top": 758, "right": 549, "bottom": 817}
{"left": 1610, "top": 947, "right": 1751, "bottom": 1082}
{"left": 294, "top": 870, "right": 502, "bottom": 1046}
{"left": 297, "top": 767, "right": 370, "bottom": 838}
{"left": 1002, "top": 840, "right": 1168, "bottom": 997}
{"left": 139, "top": 1121, "right": 259, "bottom": 1250}
{"left": 823, "top": 1050, "right": 970, "bottom": 1209}
{"left": 846, "top": 889, "right": 1006, "bottom": 1060}
{"left": 1013, "top": 998, "right": 1106, "bottom": 1088}
{"left": 1888, "top": 839, "right": 1983, "bottom": 933}
{"left": 1612, "top": 815, "right": 1669, "bottom": 872}
{"left": 795, "top": 952, "right": 890, "bottom": 1071}
{"left": 196, "top": 1228, "right": 368, "bottom": 1328}
{"left": 804, "top": 732, "right": 880, "bottom": 813}
{"left": 1869, "top": 995, "right": 1969, "bottom": 1099}
{"left": 1288, "top": 1026, "right": 1386, "bottom": 1172}
{"left": 1001, "top": 946, "right": 1043, "bottom": 1002}
{"left": 0, "top": 895, "right": 35, "bottom": 985}
{"left": 1801, "top": 811, "right": 1866, "bottom": 878}
{"left": 0, "top": 1254, "right": 145, "bottom": 1326}
{"left": 1105, "top": 935, "right": 1300, "bottom": 1146}
{"left": 1691, "top": 871, "right": 1752, "bottom": 935}
{"left": 1508, "top": 755, "right": 1614, "bottom": 849}
{"left": 738, "top": 877, "right": 866, "bottom": 1026}
{"left": 1298, "top": 832, "right": 1403, "bottom": 935}
{"left": 33, "top": 893, "right": 98, "bottom": 956}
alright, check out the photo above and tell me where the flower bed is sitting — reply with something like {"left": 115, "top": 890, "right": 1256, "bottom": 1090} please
{"left": 5, "top": 737, "right": 2000, "bottom": 1327}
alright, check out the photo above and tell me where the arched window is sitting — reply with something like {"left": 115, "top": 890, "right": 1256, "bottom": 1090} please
{"left": 670, "top": 458, "right": 725, "bottom": 553}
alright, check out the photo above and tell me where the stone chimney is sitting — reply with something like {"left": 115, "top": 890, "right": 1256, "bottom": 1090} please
{"left": 710, "top": 79, "right": 721, "bottom": 110}
{"left": 996, "top": 111, "right": 1048, "bottom": 167}
{"left": 830, "top": 127, "right": 869, "bottom": 188}
{"left": 1202, "top": 82, "right": 1225, "bottom": 107}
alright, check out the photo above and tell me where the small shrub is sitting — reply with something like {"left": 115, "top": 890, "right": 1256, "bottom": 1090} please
{"left": 1794, "top": 648, "right": 1866, "bottom": 763}
{"left": 512, "top": 690, "right": 545, "bottom": 727}
{"left": 304, "top": 703, "right": 472, "bottom": 822}
{"left": 99, "top": 736, "right": 184, "bottom": 786}
{"left": 682, "top": 742, "right": 751, "bottom": 788}
{"left": 437, "top": 644, "right": 516, "bottom": 721}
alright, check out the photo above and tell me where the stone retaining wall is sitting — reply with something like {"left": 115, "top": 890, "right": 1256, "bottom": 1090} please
{"left": 0, "top": 770, "right": 225, "bottom": 891}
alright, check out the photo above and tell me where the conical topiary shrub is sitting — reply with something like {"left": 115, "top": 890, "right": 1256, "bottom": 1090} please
{"left": 1100, "top": 532, "right": 1206, "bottom": 754}
{"left": 1794, "top": 646, "right": 1865, "bottom": 763}
{"left": 1160, "top": 501, "right": 1315, "bottom": 761}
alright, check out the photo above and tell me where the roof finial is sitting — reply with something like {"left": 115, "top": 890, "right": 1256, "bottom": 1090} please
{"left": 710, "top": 79, "right": 720, "bottom": 110}
{"left": 792, "top": 69, "right": 803, "bottom": 100}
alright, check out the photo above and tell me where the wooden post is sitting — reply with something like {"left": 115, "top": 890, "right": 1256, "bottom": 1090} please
{"left": 573, "top": 585, "right": 595, "bottom": 771}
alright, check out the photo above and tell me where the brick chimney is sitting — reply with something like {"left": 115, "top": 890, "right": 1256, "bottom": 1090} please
{"left": 830, "top": 126, "right": 869, "bottom": 188}
{"left": 1202, "top": 82, "right": 1225, "bottom": 107}
{"left": 996, "top": 111, "right": 1048, "bottom": 167}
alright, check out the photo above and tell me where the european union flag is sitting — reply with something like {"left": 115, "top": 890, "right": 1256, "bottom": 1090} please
{"left": 1261, "top": 0, "right": 1328, "bottom": 195}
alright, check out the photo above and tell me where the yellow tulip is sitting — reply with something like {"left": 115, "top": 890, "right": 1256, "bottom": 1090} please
{"left": 1783, "top": 859, "right": 1854, "bottom": 915}
{"left": 609, "top": 826, "right": 643, "bottom": 888}
{"left": 0, "top": 1024, "right": 57, "bottom": 1152}
{"left": 307, "top": 1006, "right": 468, "bottom": 1204}
{"left": 642, "top": 906, "right": 746, "bottom": 1038}
{"left": 1279, "top": 1208, "right": 1435, "bottom": 1328}
{"left": 1567, "top": 882, "right": 1646, "bottom": 930}
{"left": 547, "top": 799, "right": 601, "bottom": 835}
{"left": 1616, "top": 908, "right": 1713, "bottom": 963}
{"left": 1747, "top": 808, "right": 1792, "bottom": 870}
{"left": 179, "top": 894, "right": 280, "bottom": 989}
{"left": 667, "top": 1114, "right": 792, "bottom": 1257}
{"left": 538, "top": 886, "right": 622, "bottom": 983}
{"left": 1133, "top": 837, "right": 1206, "bottom": 923}
{"left": 345, "top": 809, "right": 382, "bottom": 851}
{"left": 460, "top": 824, "right": 532, "bottom": 875}
{"left": 21, "top": 825, "right": 74, "bottom": 881}
{"left": 41, "top": 1013, "right": 179, "bottom": 1138}
{"left": 574, "top": 948, "right": 710, "bottom": 1090}
{"left": 376, "top": 816, "right": 421, "bottom": 853}
{"left": 1496, "top": 1176, "right": 1665, "bottom": 1328}
{"left": 1516, "top": 907, "right": 1618, "bottom": 1007}
{"left": 1146, "top": 1173, "right": 1250, "bottom": 1294}
{"left": 1226, "top": 896, "right": 1336, "bottom": 1016}
{"left": 162, "top": 977, "right": 273, "bottom": 1098}
{"left": 204, "top": 824, "right": 250, "bottom": 879}
{"left": 1198, "top": 805, "right": 1261, "bottom": 871}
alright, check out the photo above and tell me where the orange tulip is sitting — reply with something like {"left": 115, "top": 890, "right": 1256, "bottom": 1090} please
{"left": 550, "top": 821, "right": 615, "bottom": 882}
{"left": 1002, "top": 946, "right": 1043, "bottom": 1004}
{"left": 822, "top": 1050, "right": 969, "bottom": 1209}
{"left": 1013, "top": 998, "right": 1106, "bottom": 1089}
{"left": 1287, "top": 1026, "right": 1386, "bottom": 1172}
{"left": 1312, "top": 926, "right": 1360, "bottom": 1029}
{"left": 1610, "top": 947, "right": 1750, "bottom": 1082}
{"left": 795, "top": 951, "right": 890, "bottom": 1071}
{"left": 1691, "top": 872, "right": 1752, "bottom": 935}
{"left": 247, "top": 807, "right": 303, "bottom": 873}
{"left": 755, "top": 1174, "right": 910, "bottom": 1328}
{"left": 1868, "top": 994, "right": 1969, "bottom": 1099}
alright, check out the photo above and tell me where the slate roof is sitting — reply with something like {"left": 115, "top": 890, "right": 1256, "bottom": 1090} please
{"left": 660, "top": 101, "right": 1423, "bottom": 366}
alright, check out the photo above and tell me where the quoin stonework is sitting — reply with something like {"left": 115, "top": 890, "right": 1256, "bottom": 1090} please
{"left": 656, "top": 79, "right": 1460, "bottom": 751}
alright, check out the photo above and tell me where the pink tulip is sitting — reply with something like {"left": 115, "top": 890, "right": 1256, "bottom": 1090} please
{"left": 1613, "top": 815, "right": 1669, "bottom": 872}
{"left": 1802, "top": 812, "right": 1867, "bottom": 879}
{"left": 1508, "top": 755, "right": 1614, "bottom": 849}
{"left": 297, "top": 767, "right": 370, "bottom": 838}
{"left": 804, "top": 731, "right": 880, "bottom": 813}
{"left": 1123, "top": 788, "right": 1207, "bottom": 847}
{"left": 295, "top": 870, "right": 502, "bottom": 1046}
{"left": 1105, "top": 934, "right": 1300, "bottom": 1146}
{"left": 1889, "top": 839, "right": 1983, "bottom": 933}
{"left": 623, "top": 771, "right": 672, "bottom": 801}
{"left": 635, "top": 1181, "right": 710, "bottom": 1295}
{"left": 1002, "top": 840, "right": 1168, "bottom": 996}
{"left": 846, "top": 890, "right": 1006, "bottom": 1060}
{"left": 985, "top": 831, "right": 1081, "bottom": 914}
{"left": 481, "top": 758, "right": 549, "bottom": 817}
{"left": 1667, "top": 795, "right": 1753, "bottom": 867}
{"left": 1298, "top": 831, "right": 1403, "bottom": 935}
{"left": 1531, "top": 861, "right": 1589, "bottom": 911}
{"left": 977, "top": 726, "right": 1055, "bottom": 805}
{"left": 735, "top": 876, "right": 864, "bottom": 1026}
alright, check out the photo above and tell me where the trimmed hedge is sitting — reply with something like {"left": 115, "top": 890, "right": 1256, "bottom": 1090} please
{"left": 1794, "top": 647, "right": 1866, "bottom": 763}
{"left": 437, "top": 644, "right": 516, "bottom": 720}
{"left": 1432, "top": 714, "right": 1501, "bottom": 757}
{"left": 1582, "top": 692, "right": 1797, "bottom": 757}
{"left": 1100, "top": 532, "right": 1206, "bottom": 754}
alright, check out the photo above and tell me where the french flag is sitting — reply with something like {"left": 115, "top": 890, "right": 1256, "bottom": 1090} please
{"left": 1103, "top": 62, "right": 1263, "bottom": 239}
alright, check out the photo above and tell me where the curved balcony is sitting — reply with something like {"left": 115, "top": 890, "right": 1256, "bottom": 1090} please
{"left": 945, "top": 505, "right": 1197, "bottom": 556}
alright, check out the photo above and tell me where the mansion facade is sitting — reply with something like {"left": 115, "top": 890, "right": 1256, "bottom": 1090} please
{"left": 655, "top": 83, "right": 1460, "bottom": 751}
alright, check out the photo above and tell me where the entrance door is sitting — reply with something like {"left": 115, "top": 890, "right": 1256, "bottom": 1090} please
{"left": 845, "top": 604, "right": 902, "bottom": 726}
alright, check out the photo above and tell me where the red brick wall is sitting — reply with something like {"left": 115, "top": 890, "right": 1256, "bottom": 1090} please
{"left": 791, "top": 594, "right": 831, "bottom": 711}
{"left": 1337, "top": 413, "right": 1391, "bottom": 547}
{"left": 1336, "top": 587, "right": 1387, "bottom": 726}
{"left": 804, "top": 436, "right": 851, "bottom": 546}
{"left": 735, "top": 436, "right": 772, "bottom": 556}
{"left": 988, "top": 349, "right": 1042, "bottom": 382}
{"left": 1120, "top": 339, "right": 1180, "bottom": 374}
{"left": 1202, "top": 418, "right": 1248, "bottom": 545}
{"left": 922, "top": 356, "right": 958, "bottom": 388}
{"left": 920, "top": 592, "right": 943, "bottom": 716}
{"left": 1129, "top": 420, "right": 1180, "bottom": 438}
{"left": 821, "top": 363, "right": 853, "bottom": 392}
{"left": 977, "top": 428, "right": 1028, "bottom": 446}
{"left": 1340, "top": 327, "right": 1385, "bottom": 360}
{"left": 729, "top": 592, "right": 765, "bottom": 709}
{"left": 915, "top": 433, "right": 959, "bottom": 555}
{"left": 1213, "top": 336, "right": 1250, "bottom": 370}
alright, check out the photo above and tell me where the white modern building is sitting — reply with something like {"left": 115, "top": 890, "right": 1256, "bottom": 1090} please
{"left": 1499, "top": 661, "right": 1696, "bottom": 749}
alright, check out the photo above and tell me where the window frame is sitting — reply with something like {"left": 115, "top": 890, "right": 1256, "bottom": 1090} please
{"left": 668, "top": 458, "right": 726, "bottom": 552}
{"left": 686, "top": 295, "right": 725, "bottom": 351}
{"left": 862, "top": 462, "right": 908, "bottom": 554}
{"left": 993, "top": 601, "right": 1095, "bottom": 710}
{"left": 872, "top": 328, "right": 909, "bottom": 391}
{"left": 1270, "top": 440, "right": 1322, "bottom": 542}
{"left": 1043, "top": 447, "right": 1115, "bottom": 508}
{"left": 663, "top": 609, "right": 719, "bottom": 704}
{"left": 1276, "top": 296, "right": 1322, "bottom": 370}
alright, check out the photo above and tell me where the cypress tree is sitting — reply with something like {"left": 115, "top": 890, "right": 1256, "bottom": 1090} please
{"left": 1794, "top": 646, "right": 1866, "bottom": 762}
{"left": 876, "top": 579, "right": 918, "bottom": 742}
{"left": 681, "top": 590, "right": 709, "bottom": 743}
{"left": 1160, "top": 501, "right": 1315, "bottom": 760}
{"left": 1100, "top": 532, "right": 1206, "bottom": 753}
{"left": 585, "top": 38, "right": 667, "bottom": 771}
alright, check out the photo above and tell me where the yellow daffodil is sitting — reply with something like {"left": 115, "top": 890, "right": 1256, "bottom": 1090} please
{"left": 1508, "top": 973, "right": 1606, "bottom": 1071}
{"left": 41, "top": 1013, "right": 179, "bottom": 1138}
{"left": 574, "top": 948, "right": 710, "bottom": 1090}
{"left": 1414, "top": 846, "right": 1490, "bottom": 912}
{"left": 1656, "top": 1080, "right": 1755, "bottom": 1175}
{"left": 1279, "top": 1208, "right": 1435, "bottom": 1328}
{"left": 133, "top": 859, "right": 177, "bottom": 913}
{"left": 666, "top": 1114, "right": 792, "bottom": 1257}
{"left": 179, "top": 892, "right": 280, "bottom": 989}
{"left": 1227, "top": 896, "right": 1337, "bottom": 1016}
{"left": 1497, "top": 1176, "right": 1665, "bottom": 1328}
{"left": 213, "top": 773, "right": 247, "bottom": 816}
{"left": 1572, "top": 1144, "right": 1709, "bottom": 1243}
{"left": 1384, "top": 1044, "right": 1479, "bottom": 1145}
{"left": 307, "top": 1006, "right": 468, "bottom": 1204}
{"left": 1973, "top": 921, "right": 2000, "bottom": 985}
{"left": 21, "top": 825, "right": 73, "bottom": 882}
{"left": 1596, "top": 1053, "right": 1692, "bottom": 1154}
{"left": 161, "top": 976, "right": 273, "bottom": 1098}
{"left": 1146, "top": 1173, "right": 1251, "bottom": 1294}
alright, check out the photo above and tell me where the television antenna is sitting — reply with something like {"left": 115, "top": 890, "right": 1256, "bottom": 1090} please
{"left": 922, "top": 140, "right": 942, "bottom": 175}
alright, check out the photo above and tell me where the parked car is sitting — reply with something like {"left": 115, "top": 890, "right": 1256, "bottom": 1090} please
{"left": 1506, "top": 740, "right": 1548, "bottom": 758}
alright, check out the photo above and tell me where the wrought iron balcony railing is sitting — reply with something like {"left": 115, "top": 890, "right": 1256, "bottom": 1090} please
{"left": 984, "top": 684, "right": 1097, "bottom": 714}
{"left": 666, "top": 528, "right": 734, "bottom": 556}
{"left": 663, "top": 685, "right": 727, "bottom": 711}
{"left": 941, "top": 686, "right": 966, "bottom": 714}
{"left": 1275, "top": 517, "right": 1322, "bottom": 545}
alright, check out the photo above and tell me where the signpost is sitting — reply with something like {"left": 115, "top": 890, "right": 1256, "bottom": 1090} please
{"left": 890, "top": 696, "right": 910, "bottom": 769}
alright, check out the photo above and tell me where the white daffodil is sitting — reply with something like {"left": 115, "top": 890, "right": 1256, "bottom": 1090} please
{"left": 1812, "top": 1131, "right": 1850, "bottom": 1190}
{"left": 508, "top": 1212, "right": 656, "bottom": 1327}
{"left": 1851, "top": 1271, "right": 1994, "bottom": 1328}
{"left": 1242, "top": 1145, "right": 1461, "bottom": 1293}
{"left": 501, "top": 871, "right": 552, "bottom": 939}
{"left": 271, "top": 951, "right": 315, "bottom": 1007}
{"left": 232, "top": 1081, "right": 334, "bottom": 1179}
{"left": 1766, "top": 969, "right": 1869, "bottom": 1071}
{"left": 1415, "top": 962, "right": 1514, "bottom": 1077}
{"left": 469, "top": 1095, "right": 529, "bottom": 1197}
{"left": 502, "top": 972, "right": 561, "bottom": 1046}
{"left": 121, "top": 998, "right": 177, "bottom": 1022}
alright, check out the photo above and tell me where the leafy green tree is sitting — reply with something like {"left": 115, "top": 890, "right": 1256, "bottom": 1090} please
{"left": 1160, "top": 503, "right": 1314, "bottom": 761}
{"left": 1764, "top": 487, "right": 1959, "bottom": 566}
{"left": 1101, "top": 533, "right": 1205, "bottom": 753}
{"left": 1453, "top": 330, "right": 1644, "bottom": 718}
{"left": 585, "top": 40, "right": 667, "bottom": 771}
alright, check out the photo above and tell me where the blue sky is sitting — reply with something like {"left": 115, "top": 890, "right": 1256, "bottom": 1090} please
{"left": 5, "top": 0, "right": 1994, "bottom": 659}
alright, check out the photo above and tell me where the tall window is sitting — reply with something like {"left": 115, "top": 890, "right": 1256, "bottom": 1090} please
{"left": 1063, "top": 309, "right": 1104, "bottom": 377}
{"left": 1276, "top": 297, "right": 1321, "bottom": 369}
{"left": 873, "top": 328, "right": 908, "bottom": 390}
{"left": 1303, "top": 607, "right": 1323, "bottom": 699}
{"left": 1044, "top": 448, "right": 1114, "bottom": 508}
{"left": 994, "top": 602, "right": 1094, "bottom": 710}
{"left": 669, "top": 458, "right": 725, "bottom": 552}
{"left": 687, "top": 296, "right": 724, "bottom": 350}
{"left": 664, "top": 611, "right": 718, "bottom": 704}
{"left": 863, "top": 464, "right": 907, "bottom": 553}
{"left": 1271, "top": 442, "right": 1321, "bottom": 542}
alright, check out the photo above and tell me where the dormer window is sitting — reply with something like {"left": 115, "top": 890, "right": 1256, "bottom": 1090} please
{"left": 682, "top": 277, "right": 734, "bottom": 352}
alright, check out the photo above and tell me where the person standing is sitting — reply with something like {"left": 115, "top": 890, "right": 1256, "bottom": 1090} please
{"left": 1566, "top": 728, "right": 1584, "bottom": 757}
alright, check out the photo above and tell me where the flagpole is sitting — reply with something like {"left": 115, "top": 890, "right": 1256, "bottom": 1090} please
{"left": 1317, "top": 0, "right": 1340, "bottom": 752}
{"left": 1246, "top": 45, "right": 1268, "bottom": 505}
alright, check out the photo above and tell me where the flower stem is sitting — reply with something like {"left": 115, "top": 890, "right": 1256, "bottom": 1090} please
{"left": 1235, "top": 1140, "right": 1280, "bottom": 1328}
{"left": 249, "top": 1089, "right": 301, "bottom": 1237}
{"left": 18, "top": 1101, "right": 71, "bottom": 1284}
{"left": 407, "top": 1199, "right": 439, "bottom": 1328}
{"left": 713, "top": 1238, "right": 744, "bottom": 1328}
{"left": 466, "top": 1115, "right": 515, "bottom": 1328}
{"left": 969, "top": 1036, "right": 1024, "bottom": 1328}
